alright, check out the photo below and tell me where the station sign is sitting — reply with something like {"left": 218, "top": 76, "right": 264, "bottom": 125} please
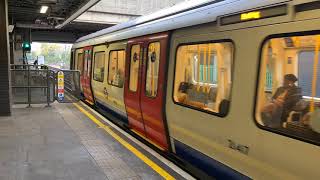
{"left": 57, "top": 71, "right": 64, "bottom": 101}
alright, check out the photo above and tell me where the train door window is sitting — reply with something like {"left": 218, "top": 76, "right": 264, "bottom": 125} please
{"left": 70, "top": 51, "right": 74, "bottom": 70}
{"left": 77, "top": 53, "right": 84, "bottom": 74}
{"left": 173, "top": 42, "right": 234, "bottom": 116}
{"left": 86, "top": 49, "right": 92, "bottom": 76}
{"left": 145, "top": 42, "right": 160, "bottom": 97}
{"left": 129, "top": 45, "right": 140, "bottom": 92}
{"left": 256, "top": 33, "right": 320, "bottom": 143}
{"left": 93, "top": 52, "right": 105, "bottom": 82}
{"left": 108, "top": 50, "right": 125, "bottom": 88}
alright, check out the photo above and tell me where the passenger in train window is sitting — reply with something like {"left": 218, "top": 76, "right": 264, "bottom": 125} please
{"left": 261, "top": 74, "right": 302, "bottom": 127}
{"left": 257, "top": 34, "right": 320, "bottom": 142}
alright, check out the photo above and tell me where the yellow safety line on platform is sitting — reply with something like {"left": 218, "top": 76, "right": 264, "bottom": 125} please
{"left": 73, "top": 102, "right": 175, "bottom": 180}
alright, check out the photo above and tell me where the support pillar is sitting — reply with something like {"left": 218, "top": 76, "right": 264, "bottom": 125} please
{"left": 0, "top": 0, "right": 12, "bottom": 115}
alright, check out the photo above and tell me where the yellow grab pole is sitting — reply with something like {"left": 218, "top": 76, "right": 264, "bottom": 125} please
{"left": 204, "top": 46, "right": 207, "bottom": 92}
{"left": 310, "top": 36, "right": 320, "bottom": 112}
{"left": 207, "top": 44, "right": 211, "bottom": 92}
{"left": 197, "top": 45, "right": 201, "bottom": 91}
{"left": 204, "top": 46, "right": 207, "bottom": 82}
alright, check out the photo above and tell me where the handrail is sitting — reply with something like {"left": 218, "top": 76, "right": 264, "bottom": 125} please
{"left": 10, "top": 64, "right": 81, "bottom": 106}
{"left": 10, "top": 64, "right": 51, "bottom": 107}
{"left": 310, "top": 36, "right": 320, "bottom": 112}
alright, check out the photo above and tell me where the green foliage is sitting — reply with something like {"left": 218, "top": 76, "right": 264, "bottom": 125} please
{"left": 31, "top": 43, "right": 72, "bottom": 69}
{"left": 40, "top": 43, "right": 71, "bottom": 69}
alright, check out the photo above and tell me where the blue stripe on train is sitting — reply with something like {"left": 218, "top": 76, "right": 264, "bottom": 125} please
{"left": 174, "top": 139, "right": 251, "bottom": 180}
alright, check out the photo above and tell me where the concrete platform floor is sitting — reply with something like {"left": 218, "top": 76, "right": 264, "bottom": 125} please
{"left": 0, "top": 102, "right": 193, "bottom": 180}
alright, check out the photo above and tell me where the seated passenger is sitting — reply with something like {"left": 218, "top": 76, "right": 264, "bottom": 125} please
{"left": 302, "top": 112, "right": 311, "bottom": 126}
{"left": 261, "top": 74, "right": 302, "bottom": 127}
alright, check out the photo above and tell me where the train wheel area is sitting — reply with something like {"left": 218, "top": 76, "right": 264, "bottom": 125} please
{"left": 0, "top": 102, "right": 195, "bottom": 180}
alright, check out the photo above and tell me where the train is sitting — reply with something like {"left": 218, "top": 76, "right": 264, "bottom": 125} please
{"left": 71, "top": 0, "right": 320, "bottom": 179}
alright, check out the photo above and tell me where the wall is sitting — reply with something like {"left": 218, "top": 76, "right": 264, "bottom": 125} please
{"left": 0, "top": 0, "right": 11, "bottom": 115}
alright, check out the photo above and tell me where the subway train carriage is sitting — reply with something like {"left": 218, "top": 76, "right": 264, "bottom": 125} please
{"left": 71, "top": 0, "right": 320, "bottom": 179}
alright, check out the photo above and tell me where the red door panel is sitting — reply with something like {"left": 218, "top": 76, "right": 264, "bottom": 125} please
{"left": 82, "top": 46, "right": 94, "bottom": 104}
{"left": 141, "top": 34, "right": 169, "bottom": 150}
{"left": 124, "top": 42, "right": 145, "bottom": 136}
{"left": 124, "top": 32, "right": 170, "bottom": 151}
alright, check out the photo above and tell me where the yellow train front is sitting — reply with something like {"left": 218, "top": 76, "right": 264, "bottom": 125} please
{"left": 71, "top": 0, "right": 320, "bottom": 179}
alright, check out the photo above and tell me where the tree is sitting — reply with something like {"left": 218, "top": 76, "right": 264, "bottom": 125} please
{"left": 37, "top": 43, "right": 71, "bottom": 69}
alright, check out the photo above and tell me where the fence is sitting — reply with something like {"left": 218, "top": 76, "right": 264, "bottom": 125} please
{"left": 10, "top": 64, "right": 80, "bottom": 106}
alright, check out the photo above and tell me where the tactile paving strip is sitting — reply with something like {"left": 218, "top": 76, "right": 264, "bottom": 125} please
{"left": 62, "top": 107, "right": 140, "bottom": 180}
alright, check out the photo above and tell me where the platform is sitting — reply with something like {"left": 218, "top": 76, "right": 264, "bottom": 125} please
{"left": 0, "top": 102, "right": 194, "bottom": 180}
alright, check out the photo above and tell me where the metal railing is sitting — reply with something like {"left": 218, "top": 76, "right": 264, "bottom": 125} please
{"left": 48, "top": 66, "right": 81, "bottom": 103}
{"left": 10, "top": 64, "right": 80, "bottom": 106}
{"left": 11, "top": 65, "right": 53, "bottom": 107}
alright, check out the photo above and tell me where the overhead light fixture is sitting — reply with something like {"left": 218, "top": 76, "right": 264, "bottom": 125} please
{"left": 40, "top": 6, "right": 49, "bottom": 14}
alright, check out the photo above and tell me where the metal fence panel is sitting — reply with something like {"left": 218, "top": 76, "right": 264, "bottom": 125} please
{"left": 10, "top": 65, "right": 81, "bottom": 105}
{"left": 12, "top": 88, "right": 28, "bottom": 104}
{"left": 11, "top": 65, "right": 52, "bottom": 106}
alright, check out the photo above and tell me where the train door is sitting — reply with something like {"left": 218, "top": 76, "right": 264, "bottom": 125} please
{"left": 75, "top": 49, "right": 84, "bottom": 93}
{"left": 82, "top": 46, "right": 94, "bottom": 104}
{"left": 124, "top": 32, "right": 170, "bottom": 150}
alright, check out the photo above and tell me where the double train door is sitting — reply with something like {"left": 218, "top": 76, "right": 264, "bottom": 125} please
{"left": 124, "top": 32, "right": 170, "bottom": 150}
{"left": 81, "top": 46, "right": 94, "bottom": 104}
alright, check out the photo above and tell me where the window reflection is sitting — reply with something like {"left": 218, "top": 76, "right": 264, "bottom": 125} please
{"left": 108, "top": 50, "right": 125, "bottom": 88}
{"left": 129, "top": 45, "right": 140, "bottom": 92}
{"left": 146, "top": 42, "right": 160, "bottom": 97}
{"left": 93, "top": 52, "right": 105, "bottom": 82}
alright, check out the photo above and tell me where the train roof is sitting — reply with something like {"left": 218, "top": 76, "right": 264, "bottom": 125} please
{"left": 73, "top": 0, "right": 288, "bottom": 48}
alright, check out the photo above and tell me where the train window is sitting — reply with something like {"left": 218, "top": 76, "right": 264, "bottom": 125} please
{"left": 108, "top": 50, "right": 125, "bottom": 88}
{"left": 173, "top": 42, "right": 234, "bottom": 116}
{"left": 129, "top": 45, "right": 140, "bottom": 92}
{"left": 93, "top": 52, "right": 105, "bottom": 82}
{"left": 145, "top": 42, "right": 160, "bottom": 97}
{"left": 256, "top": 34, "right": 320, "bottom": 143}
{"left": 77, "top": 53, "right": 84, "bottom": 74}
